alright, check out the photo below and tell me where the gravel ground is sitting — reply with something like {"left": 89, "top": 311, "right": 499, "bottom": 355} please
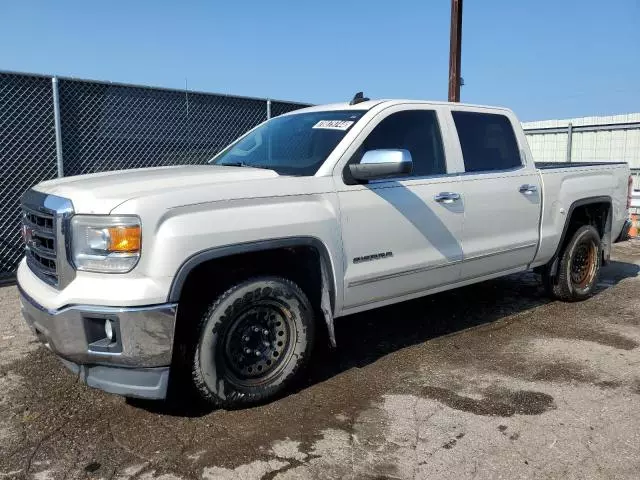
{"left": 1, "top": 241, "right": 639, "bottom": 480}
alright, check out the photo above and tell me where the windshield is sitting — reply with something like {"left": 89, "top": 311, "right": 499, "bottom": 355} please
{"left": 209, "top": 110, "right": 365, "bottom": 176}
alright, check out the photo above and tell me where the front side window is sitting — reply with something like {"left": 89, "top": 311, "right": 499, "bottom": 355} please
{"left": 210, "top": 110, "right": 365, "bottom": 176}
{"left": 452, "top": 111, "right": 522, "bottom": 173}
{"left": 352, "top": 110, "right": 446, "bottom": 177}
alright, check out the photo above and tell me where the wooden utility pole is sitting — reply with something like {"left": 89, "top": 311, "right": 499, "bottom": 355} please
{"left": 448, "top": 0, "right": 463, "bottom": 102}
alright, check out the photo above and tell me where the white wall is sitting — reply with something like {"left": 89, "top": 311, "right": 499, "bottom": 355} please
{"left": 523, "top": 113, "right": 640, "bottom": 168}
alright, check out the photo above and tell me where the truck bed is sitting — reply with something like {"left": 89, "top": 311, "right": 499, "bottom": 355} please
{"left": 536, "top": 161, "right": 627, "bottom": 169}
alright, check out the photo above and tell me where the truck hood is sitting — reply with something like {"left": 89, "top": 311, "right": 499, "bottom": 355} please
{"left": 34, "top": 165, "right": 280, "bottom": 214}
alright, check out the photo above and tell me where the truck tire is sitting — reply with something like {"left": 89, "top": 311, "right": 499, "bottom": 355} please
{"left": 544, "top": 225, "right": 602, "bottom": 302}
{"left": 191, "top": 276, "right": 315, "bottom": 408}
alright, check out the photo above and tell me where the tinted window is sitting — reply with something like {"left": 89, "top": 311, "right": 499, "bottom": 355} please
{"left": 452, "top": 112, "right": 522, "bottom": 172}
{"left": 356, "top": 110, "right": 446, "bottom": 177}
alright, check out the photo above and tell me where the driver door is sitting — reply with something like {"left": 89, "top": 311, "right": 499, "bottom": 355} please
{"left": 336, "top": 106, "right": 464, "bottom": 312}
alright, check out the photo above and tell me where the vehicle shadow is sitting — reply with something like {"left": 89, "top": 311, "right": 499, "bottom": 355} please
{"left": 598, "top": 259, "right": 640, "bottom": 286}
{"left": 306, "top": 270, "right": 548, "bottom": 383}
{"left": 130, "top": 258, "right": 639, "bottom": 417}
{"left": 316, "top": 259, "right": 638, "bottom": 376}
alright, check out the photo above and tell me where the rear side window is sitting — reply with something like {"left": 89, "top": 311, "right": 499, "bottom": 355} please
{"left": 452, "top": 111, "right": 522, "bottom": 173}
{"left": 357, "top": 110, "right": 446, "bottom": 177}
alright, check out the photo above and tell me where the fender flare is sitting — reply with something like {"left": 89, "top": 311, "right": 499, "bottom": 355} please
{"left": 547, "top": 195, "right": 612, "bottom": 277}
{"left": 167, "top": 236, "right": 338, "bottom": 347}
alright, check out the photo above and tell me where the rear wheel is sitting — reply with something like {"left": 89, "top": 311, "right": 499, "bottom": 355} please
{"left": 191, "top": 276, "right": 315, "bottom": 408}
{"left": 543, "top": 225, "right": 601, "bottom": 301}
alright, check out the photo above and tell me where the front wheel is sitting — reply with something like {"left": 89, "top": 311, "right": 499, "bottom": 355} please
{"left": 191, "top": 276, "right": 315, "bottom": 408}
{"left": 543, "top": 225, "right": 602, "bottom": 302}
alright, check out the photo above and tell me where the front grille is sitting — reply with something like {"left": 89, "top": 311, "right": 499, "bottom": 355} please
{"left": 20, "top": 190, "right": 75, "bottom": 288}
{"left": 24, "top": 210, "right": 54, "bottom": 232}
{"left": 22, "top": 205, "right": 59, "bottom": 286}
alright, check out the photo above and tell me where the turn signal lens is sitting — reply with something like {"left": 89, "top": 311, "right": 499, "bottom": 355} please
{"left": 71, "top": 215, "right": 142, "bottom": 273}
{"left": 107, "top": 226, "right": 141, "bottom": 252}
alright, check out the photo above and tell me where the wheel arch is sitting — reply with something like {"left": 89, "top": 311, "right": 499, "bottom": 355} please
{"left": 546, "top": 195, "right": 612, "bottom": 277}
{"left": 168, "top": 236, "right": 338, "bottom": 347}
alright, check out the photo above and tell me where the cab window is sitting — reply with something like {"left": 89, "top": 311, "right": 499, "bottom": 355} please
{"left": 353, "top": 110, "right": 446, "bottom": 177}
{"left": 452, "top": 111, "right": 522, "bottom": 173}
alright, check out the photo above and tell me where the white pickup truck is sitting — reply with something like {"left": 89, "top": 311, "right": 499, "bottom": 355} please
{"left": 18, "top": 95, "right": 633, "bottom": 408}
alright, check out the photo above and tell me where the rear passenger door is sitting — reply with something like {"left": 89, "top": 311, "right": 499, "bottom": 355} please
{"left": 451, "top": 110, "right": 541, "bottom": 279}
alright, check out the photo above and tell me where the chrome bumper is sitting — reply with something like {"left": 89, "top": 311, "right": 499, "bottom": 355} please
{"left": 18, "top": 286, "right": 178, "bottom": 399}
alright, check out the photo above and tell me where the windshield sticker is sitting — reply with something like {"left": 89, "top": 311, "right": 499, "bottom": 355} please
{"left": 312, "top": 120, "right": 354, "bottom": 130}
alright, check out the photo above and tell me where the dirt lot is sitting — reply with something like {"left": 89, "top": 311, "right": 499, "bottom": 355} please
{"left": 1, "top": 241, "right": 639, "bottom": 480}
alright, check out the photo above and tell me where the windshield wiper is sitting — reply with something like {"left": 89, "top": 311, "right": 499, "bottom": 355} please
{"left": 218, "top": 161, "right": 273, "bottom": 170}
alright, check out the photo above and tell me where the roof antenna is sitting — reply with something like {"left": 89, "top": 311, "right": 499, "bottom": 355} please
{"left": 349, "top": 91, "right": 370, "bottom": 105}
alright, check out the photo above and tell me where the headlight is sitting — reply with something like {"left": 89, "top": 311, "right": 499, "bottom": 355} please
{"left": 70, "top": 215, "right": 141, "bottom": 273}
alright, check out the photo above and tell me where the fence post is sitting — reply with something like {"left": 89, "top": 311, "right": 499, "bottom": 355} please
{"left": 51, "top": 77, "right": 65, "bottom": 177}
{"left": 565, "top": 122, "right": 573, "bottom": 163}
{"left": 266, "top": 99, "right": 272, "bottom": 120}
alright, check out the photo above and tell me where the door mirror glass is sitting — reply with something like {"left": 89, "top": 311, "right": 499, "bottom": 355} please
{"left": 349, "top": 149, "right": 413, "bottom": 181}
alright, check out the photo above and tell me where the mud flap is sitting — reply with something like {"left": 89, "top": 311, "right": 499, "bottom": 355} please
{"left": 602, "top": 209, "right": 612, "bottom": 265}
{"left": 320, "top": 260, "right": 336, "bottom": 348}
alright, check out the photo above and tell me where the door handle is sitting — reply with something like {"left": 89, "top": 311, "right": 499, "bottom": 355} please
{"left": 434, "top": 192, "right": 461, "bottom": 203}
{"left": 519, "top": 184, "right": 538, "bottom": 195}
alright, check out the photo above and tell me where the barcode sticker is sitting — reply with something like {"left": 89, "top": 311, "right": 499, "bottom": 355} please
{"left": 312, "top": 120, "right": 354, "bottom": 130}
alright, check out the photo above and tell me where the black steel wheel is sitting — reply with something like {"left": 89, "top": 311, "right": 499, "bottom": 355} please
{"left": 543, "top": 225, "right": 601, "bottom": 302}
{"left": 222, "top": 300, "right": 294, "bottom": 385}
{"left": 192, "top": 277, "right": 315, "bottom": 408}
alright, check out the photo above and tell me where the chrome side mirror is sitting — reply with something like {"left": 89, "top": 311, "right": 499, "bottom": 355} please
{"left": 349, "top": 149, "right": 413, "bottom": 181}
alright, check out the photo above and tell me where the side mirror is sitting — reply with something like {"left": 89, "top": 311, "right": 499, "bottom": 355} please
{"left": 349, "top": 149, "right": 413, "bottom": 182}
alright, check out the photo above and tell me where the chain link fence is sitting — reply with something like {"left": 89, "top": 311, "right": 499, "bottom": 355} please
{"left": 0, "top": 71, "right": 309, "bottom": 281}
{"left": 1, "top": 73, "right": 59, "bottom": 280}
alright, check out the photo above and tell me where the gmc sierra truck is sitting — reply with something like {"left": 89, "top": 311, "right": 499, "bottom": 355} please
{"left": 18, "top": 96, "right": 633, "bottom": 408}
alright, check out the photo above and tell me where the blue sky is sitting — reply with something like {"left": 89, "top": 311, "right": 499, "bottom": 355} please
{"left": 1, "top": 0, "right": 638, "bottom": 121}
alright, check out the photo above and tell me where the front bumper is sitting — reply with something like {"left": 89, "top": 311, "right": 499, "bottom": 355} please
{"left": 58, "top": 359, "right": 170, "bottom": 400}
{"left": 18, "top": 286, "right": 177, "bottom": 400}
